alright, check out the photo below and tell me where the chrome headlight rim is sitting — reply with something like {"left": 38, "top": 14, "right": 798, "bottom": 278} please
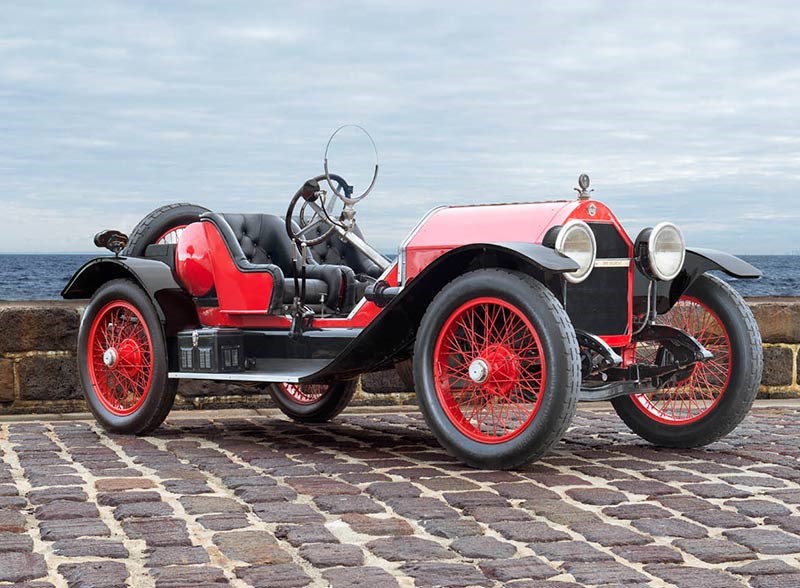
{"left": 554, "top": 219, "right": 597, "bottom": 284}
{"left": 644, "top": 221, "right": 686, "bottom": 281}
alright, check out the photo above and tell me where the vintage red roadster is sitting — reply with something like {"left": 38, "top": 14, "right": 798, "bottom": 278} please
{"left": 63, "top": 149, "right": 763, "bottom": 469}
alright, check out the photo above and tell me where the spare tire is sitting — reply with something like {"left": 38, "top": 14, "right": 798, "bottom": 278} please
{"left": 123, "top": 203, "right": 210, "bottom": 257}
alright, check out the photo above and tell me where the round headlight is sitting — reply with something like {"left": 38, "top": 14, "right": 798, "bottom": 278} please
{"left": 555, "top": 220, "right": 596, "bottom": 283}
{"left": 637, "top": 222, "right": 685, "bottom": 281}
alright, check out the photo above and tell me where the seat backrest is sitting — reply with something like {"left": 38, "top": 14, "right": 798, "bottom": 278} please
{"left": 306, "top": 222, "right": 383, "bottom": 278}
{"left": 221, "top": 213, "right": 298, "bottom": 274}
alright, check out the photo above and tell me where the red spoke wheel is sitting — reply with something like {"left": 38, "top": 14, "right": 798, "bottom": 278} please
{"left": 631, "top": 297, "right": 730, "bottom": 424}
{"left": 434, "top": 297, "right": 546, "bottom": 443}
{"left": 269, "top": 380, "right": 357, "bottom": 423}
{"left": 78, "top": 279, "right": 177, "bottom": 434}
{"left": 123, "top": 203, "right": 209, "bottom": 257}
{"left": 414, "top": 269, "right": 580, "bottom": 470}
{"left": 88, "top": 301, "right": 153, "bottom": 416}
{"left": 612, "top": 274, "right": 762, "bottom": 447}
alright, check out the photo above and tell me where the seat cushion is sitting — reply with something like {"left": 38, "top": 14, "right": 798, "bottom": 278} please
{"left": 306, "top": 222, "right": 384, "bottom": 278}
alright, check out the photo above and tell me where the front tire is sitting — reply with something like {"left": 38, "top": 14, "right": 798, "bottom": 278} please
{"left": 268, "top": 381, "right": 357, "bottom": 423}
{"left": 78, "top": 279, "right": 176, "bottom": 434}
{"left": 414, "top": 269, "right": 580, "bottom": 470}
{"left": 612, "top": 274, "right": 762, "bottom": 447}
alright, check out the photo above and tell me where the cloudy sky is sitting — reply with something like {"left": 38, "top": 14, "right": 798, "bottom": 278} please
{"left": 1, "top": 1, "right": 798, "bottom": 254}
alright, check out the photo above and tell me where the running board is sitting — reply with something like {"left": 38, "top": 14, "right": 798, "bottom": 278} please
{"left": 169, "top": 359, "right": 331, "bottom": 384}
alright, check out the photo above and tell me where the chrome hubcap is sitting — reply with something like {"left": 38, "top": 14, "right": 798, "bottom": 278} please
{"left": 468, "top": 358, "right": 489, "bottom": 383}
{"left": 103, "top": 348, "right": 118, "bottom": 368}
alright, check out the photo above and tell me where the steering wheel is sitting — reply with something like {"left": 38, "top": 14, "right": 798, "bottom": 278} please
{"left": 285, "top": 173, "right": 350, "bottom": 247}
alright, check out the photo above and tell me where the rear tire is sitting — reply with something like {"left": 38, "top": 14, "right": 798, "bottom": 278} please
{"left": 268, "top": 381, "right": 357, "bottom": 423}
{"left": 414, "top": 269, "right": 580, "bottom": 469}
{"left": 123, "top": 203, "right": 210, "bottom": 257}
{"left": 78, "top": 279, "right": 176, "bottom": 434}
{"left": 612, "top": 274, "right": 762, "bottom": 447}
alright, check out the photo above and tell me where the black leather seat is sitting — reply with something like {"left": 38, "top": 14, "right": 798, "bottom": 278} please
{"left": 305, "top": 222, "right": 384, "bottom": 279}
{"left": 201, "top": 212, "right": 357, "bottom": 312}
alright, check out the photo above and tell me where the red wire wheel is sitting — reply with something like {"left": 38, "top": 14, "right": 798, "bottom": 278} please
{"left": 433, "top": 297, "right": 547, "bottom": 444}
{"left": 276, "top": 383, "right": 334, "bottom": 405}
{"left": 631, "top": 296, "right": 731, "bottom": 425}
{"left": 154, "top": 225, "right": 187, "bottom": 245}
{"left": 87, "top": 300, "right": 154, "bottom": 416}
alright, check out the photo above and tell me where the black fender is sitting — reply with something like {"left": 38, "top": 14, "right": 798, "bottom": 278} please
{"left": 641, "top": 247, "right": 760, "bottom": 314}
{"left": 61, "top": 257, "right": 197, "bottom": 336}
{"left": 312, "top": 242, "right": 577, "bottom": 379}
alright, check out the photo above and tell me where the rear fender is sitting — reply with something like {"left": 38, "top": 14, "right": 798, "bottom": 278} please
{"left": 313, "top": 242, "right": 577, "bottom": 379}
{"left": 61, "top": 257, "right": 197, "bottom": 336}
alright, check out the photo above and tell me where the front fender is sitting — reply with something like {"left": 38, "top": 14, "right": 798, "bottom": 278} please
{"left": 649, "top": 247, "right": 760, "bottom": 313}
{"left": 61, "top": 257, "right": 193, "bottom": 329}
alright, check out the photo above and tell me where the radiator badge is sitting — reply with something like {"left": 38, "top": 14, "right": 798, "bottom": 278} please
{"left": 587, "top": 203, "right": 597, "bottom": 217}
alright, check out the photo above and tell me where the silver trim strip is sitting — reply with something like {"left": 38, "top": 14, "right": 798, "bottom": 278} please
{"left": 169, "top": 372, "right": 304, "bottom": 383}
{"left": 397, "top": 205, "right": 447, "bottom": 286}
{"left": 594, "top": 258, "right": 631, "bottom": 268}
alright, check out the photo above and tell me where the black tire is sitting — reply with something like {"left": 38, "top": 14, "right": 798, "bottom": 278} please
{"left": 123, "top": 203, "right": 210, "bottom": 257}
{"left": 78, "top": 279, "right": 177, "bottom": 434}
{"left": 612, "top": 274, "right": 762, "bottom": 447}
{"left": 268, "top": 380, "right": 357, "bottom": 423}
{"left": 413, "top": 269, "right": 580, "bottom": 469}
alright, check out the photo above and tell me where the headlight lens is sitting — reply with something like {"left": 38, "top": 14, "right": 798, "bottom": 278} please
{"left": 637, "top": 222, "right": 685, "bottom": 281}
{"left": 555, "top": 220, "right": 596, "bottom": 283}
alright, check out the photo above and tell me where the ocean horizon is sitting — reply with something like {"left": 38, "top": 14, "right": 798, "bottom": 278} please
{"left": 0, "top": 253, "right": 798, "bottom": 301}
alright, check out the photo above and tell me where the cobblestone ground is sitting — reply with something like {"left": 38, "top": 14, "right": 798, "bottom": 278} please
{"left": 0, "top": 405, "right": 799, "bottom": 588}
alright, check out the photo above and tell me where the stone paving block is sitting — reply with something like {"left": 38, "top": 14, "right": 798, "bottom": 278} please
{"left": 275, "top": 523, "right": 339, "bottom": 546}
{"left": 212, "top": 530, "right": 289, "bottom": 564}
{"left": 572, "top": 521, "right": 653, "bottom": 546}
{"left": 151, "top": 565, "right": 229, "bottom": 587}
{"left": 0, "top": 531, "right": 34, "bottom": 553}
{"left": 94, "top": 477, "right": 156, "bottom": 492}
{"left": 97, "top": 490, "right": 162, "bottom": 506}
{"left": 610, "top": 544, "right": 684, "bottom": 564}
{"left": 672, "top": 538, "right": 755, "bottom": 563}
{"left": 0, "top": 509, "right": 26, "bottom": 532}
{"left": 491, "top": 482, "right": 561, "bottom": 500}
{"left": 179, "top": 495, "right": 244, "bottom": 514}
{"left": 645, "top": 564, "right": 741, "bottom": 588}
{"left": 631, "top": 517, "right": 707, "bottom": 539}
{"left": 491, "top": 521, "right": 571, "bottom": 543}
{"left": 402, "top": 562, "right": 493, "bottom": 587}
{"left": 683, "top": 507, "right": 757, "bottom": 528}
{"left": 561, "top": 560, "right": 650, "bottom": 585}
{"left": 146, "top": 545, "right": 211, "bottom": 567}
{"left": 565, "top": 487, "right": 627, "bottom": 505}
{"left": 28, "top": 487, "right": 86, "bottom": 504}
{"left": 343, "top": 513, "right": 414, "bottom": 536}
{"left": 196, "top": 512, "right": 250, "bottom": 530}
{"left": 322, "top": 565, "right": 400, "bottom": 588}
{"left": 385, "top": 497, "right": 460, "bottom": 520}
{"left": 728, "top": 559, "right": 800, "bottom": 576}
{"left": 749, "top": 574, "right": 800, "bottom": 588}
{"left": 254, "top": 502, "right": 325, "bottom": 523}
{"left": 39, "top": 518, "right": 111, "bottom": 540}
{"left": 285, "top": 476, "right": 361, "bottom": 496}
{"left": 235, "top": 563, "right": 312, "bottom": 587}
{"left": 601, "top": 503, "right": 673, "bottom": 520}
{"left": 314, "top": 493, "right": 384, "bottom": 514}
{"left": 451, "top": 536, "right": 517, "bottom": 559}
{"left": 52, "top": 538, "right": 129, "bottom": 558}
{"left": 723, "top": 528, "right": 800, "bottom": 554}
{"left": 724, "top": 499, "right": 792, "bottom": 518}
{"left": 113, "top": 501, "right": 174, "bottom": 520}
{"left": 123, "top": 518, "right": 191, "bottom": 546}
{"left": 529, "top": 540, "right": 613, "bottom": 562}
{"left": 58, "top": 561, "right": 128, "bottom": 588}
{"left": 299, "top": 542, "right": 364, "bottom": 567}
{"left": 367, "top": 536, "right": 454, "bottom": 561}
{"left": 479, "top": 556, "right": 559, "bottom": 581}
{"left": 35, "top": 500, "right": 99, "bottom": 521}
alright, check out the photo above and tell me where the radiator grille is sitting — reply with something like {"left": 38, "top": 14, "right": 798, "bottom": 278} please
{"left": 565, "top": 222, "right": 630, "bottom": 336}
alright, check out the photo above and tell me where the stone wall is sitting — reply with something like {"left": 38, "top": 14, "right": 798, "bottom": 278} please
{"left": 0, "top": 298, "right": 797, "bottom": 415}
